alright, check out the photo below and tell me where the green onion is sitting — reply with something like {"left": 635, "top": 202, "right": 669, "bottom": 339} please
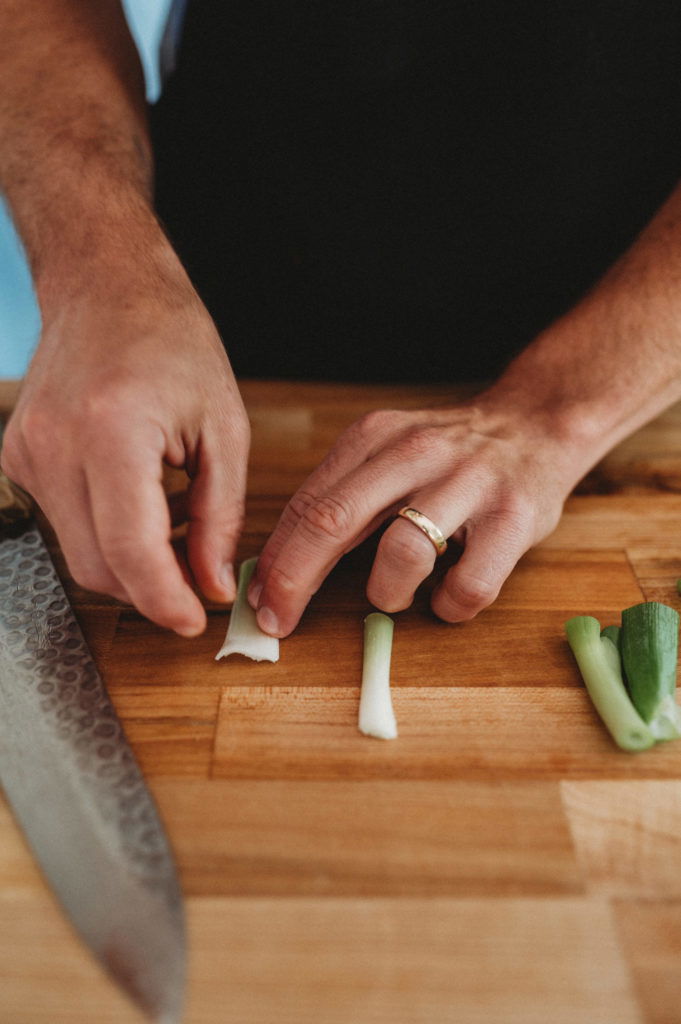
{"left": 600, "top": 624, "right": 621, "bottom": 650}
{"left": 359, "top": 612, "right": 397, "bottom": 740}
{"left": 620, "top": 601, "right": 681, "bottom": 740}
{"left": 215, "top": 557, "right": 279, "bottom": 663}
{"left": 565, "top": 615, "right": 655, "bottom": 751}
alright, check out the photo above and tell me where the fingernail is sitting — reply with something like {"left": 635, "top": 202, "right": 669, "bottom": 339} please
{"left": 248, "top": 580, "right": 263, "bottom": 609}
{"left": 257, "top": 606, "right": 279, "bottom": 636}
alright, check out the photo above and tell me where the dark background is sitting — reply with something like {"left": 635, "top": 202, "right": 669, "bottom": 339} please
{"left": 150, "top": 0, "right": 681, "bottom": 382}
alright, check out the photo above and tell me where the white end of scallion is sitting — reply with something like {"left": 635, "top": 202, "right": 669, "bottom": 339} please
{"left": 215, "top": 557, "right": 279, "bottom": 663}
{"left": 359, "top": 612, "right": 397, "bottom": 740}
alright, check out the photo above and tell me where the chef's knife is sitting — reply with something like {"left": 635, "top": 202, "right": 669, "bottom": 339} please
{"left": 0, "top": 432, "right": 185, "bottom": 1023}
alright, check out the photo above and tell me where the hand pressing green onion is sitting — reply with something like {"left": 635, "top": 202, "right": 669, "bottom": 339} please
{"left": 565, "top": 615, "right": 655, "bottom": 751}
{"left": 359, "top": 612, "right": 397, "bottom": 740}
{"left": 215, "top": 557, "right": 279, "bottom": 663}
{"left": 565, "top": 600, "right": 681, "bottom": 750}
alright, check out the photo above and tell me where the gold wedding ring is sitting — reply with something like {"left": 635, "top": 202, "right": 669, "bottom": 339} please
{"left": 397, "top": 507, "right": 448, "bottom": 557}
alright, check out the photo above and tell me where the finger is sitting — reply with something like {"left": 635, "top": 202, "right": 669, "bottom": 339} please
{"left": 25, "top": 466, "right": 133, "bottom": 604}
{"left": 185, "top": 432, "right": 247, "bottom": 603}
{"left": 253, "top": 444, "right": 441, "bottom": 637}
{"left": 366, "top": 506, "right": 446, "bottom": 613}
{"left": 86, "top": 439, "right": 207, "bottom": 636}
{"left": 430, "top": 512, "right": 532, "bottom": 622}
{"left": 2, "top": 418, "right": 132, "bottom": 602}
{"left": 364, "top": 469, "right": 489, "bottom": 612}
{"left": 248, "top": 409, "right": 409, "bottom": 604}
{"left": 248, "top": 489, "right": 393, "bottom": 608}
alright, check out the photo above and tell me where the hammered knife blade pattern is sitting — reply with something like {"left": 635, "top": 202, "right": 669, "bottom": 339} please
{"left": 0, "top": 523, "right": 186, "bottom": 1023}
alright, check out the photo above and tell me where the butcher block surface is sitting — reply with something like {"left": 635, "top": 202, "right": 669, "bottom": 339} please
{"left": 2, "top": 378, "right": 681, "bottom": 1023}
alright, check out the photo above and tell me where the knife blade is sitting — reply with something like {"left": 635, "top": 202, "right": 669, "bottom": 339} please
{"left": 0, "top": 444, "right": 185, "bottom": 1023}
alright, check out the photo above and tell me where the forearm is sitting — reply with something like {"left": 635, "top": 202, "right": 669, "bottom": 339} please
{"left": 0, "top": 0, "right": 164, "bottom": 313}
{"left": 485, "top": 180, "right": 681, "bottom": 476}
{"left": 0, "top": 2, "right": 250, "bottom": 635}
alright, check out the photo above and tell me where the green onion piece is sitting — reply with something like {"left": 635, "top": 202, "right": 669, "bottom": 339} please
{"left": 565, "top": 615, "right": 655, "bottom": 751}
{"left": 600, "top": 624, "right": 621, "bottom": 650}
{"left": 620, "top": 601, "right": 681, "bottom": 740}
{"left": 359, "top": 612, "right": 397, "bottom": 740}
{"left": 215, "top": 557, "right": 280, "bottom": 663}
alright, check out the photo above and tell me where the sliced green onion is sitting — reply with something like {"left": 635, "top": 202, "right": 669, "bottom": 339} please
{"left": 620, "top": 601, "right": 681, "bottom": 740}
{"left": 215, "top": 557, "right": 279, "bottom": 663}
{"left": 565, "top": 615, "right": 655, "bottom": 751}
{"left": 600, "top": 624, "right": 621, "bottom": 650}
{"left": 359, "top": 612, "right": 397, "bottom": 740}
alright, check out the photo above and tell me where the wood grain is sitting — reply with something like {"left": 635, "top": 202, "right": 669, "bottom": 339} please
{"left": 212, "top": 685, "right": 681, "bottom": 781}
{"left": 0, "top": 893, "right": 642, "bottom": 1024}
{"left": 182, "top": 897, "right": 641, "bottom": 1024}
{"left": 615, "top": 900, "right": 681, "bottom": 1024}
{"left": 3, "top": 379, "right": 681, "bottom": 1022}
{"left": 152, "top": 779, "right": 581, "bottom": 897}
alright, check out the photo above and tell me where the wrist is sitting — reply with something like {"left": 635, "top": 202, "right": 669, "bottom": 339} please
{"left": 470, "top": 338, "right": 612, "bottom": 487}
{"left": 33, "top": 191, "right": 192, "bottom": 324}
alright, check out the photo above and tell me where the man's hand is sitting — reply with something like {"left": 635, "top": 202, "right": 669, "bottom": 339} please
{"left": 246, "top": 394, "right": 581, "bottom": 637}
{"left": 248, "top": 174, "right": 681, "bottom": 637}
{"left": 1, "top": 266, "right": 250, "bottom": 637}
{"left": 0, "top": 0, "right": 251, "bottom": 635}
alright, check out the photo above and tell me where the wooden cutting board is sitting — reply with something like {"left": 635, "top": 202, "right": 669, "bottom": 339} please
{"left": 2, "top": 378, "right": 681, "bottom": 1024}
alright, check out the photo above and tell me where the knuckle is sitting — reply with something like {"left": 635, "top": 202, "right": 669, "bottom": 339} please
{"left": 500, "top": 492, "right": 535, "bottom": 526}
{"left": 355, "top": 408, "right": 401, "bottom": 445}
{"left": 14, "top": 406, "right": 54, "bottom": 461}
{"left": 286, "top": 489, "right": 319, "bottom": 525}
{"left": 484, "top": 495, "right": 537, "bottom": 545}
{"left": 443, "top": 572, "right": 499, "bottom": 617}
{"left": 299, "top": 494, "right": 353, "bottom": 544}
{"left": 265, "top": 561, "right": 299, "bottom": 598}
{"left": 380, "top": 524, "right": 434, "bottom": 569}
{"left": 199, "top": 495, "right": 245, "bottom": 536}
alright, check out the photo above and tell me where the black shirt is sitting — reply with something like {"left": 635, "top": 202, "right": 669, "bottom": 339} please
{"left": 151, "top": 1, "right": 681, "bottom": 381}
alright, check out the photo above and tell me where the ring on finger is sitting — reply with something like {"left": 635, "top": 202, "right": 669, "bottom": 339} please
{"left": 397, "top": 506, "right": 448, "bottom": 557}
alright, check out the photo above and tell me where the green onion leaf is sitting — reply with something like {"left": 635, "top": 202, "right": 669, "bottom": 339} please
{"left": 620, "top": 601, "right": 681, "bottom": 740}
